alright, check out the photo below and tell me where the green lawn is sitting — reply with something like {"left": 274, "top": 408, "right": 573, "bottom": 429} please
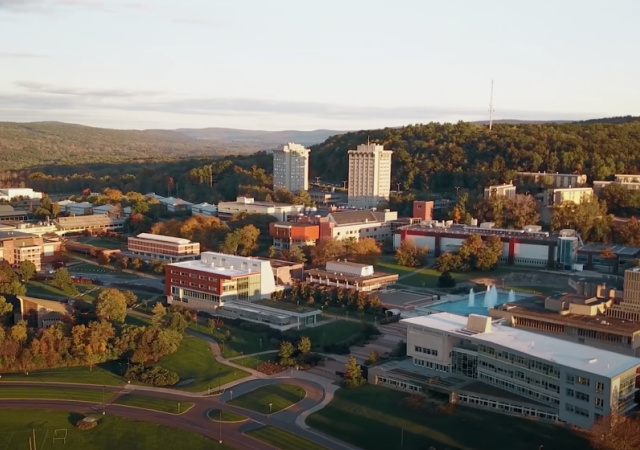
{"left": 68, "top": 262, "right": 139, "bottom": 278}
{"left": 81, "top": 237, "right": 127, "bottom": 250}
{"left": 0, "top": 409, "right": 232, "bottom": 450}
{"left": 227, "top": 384, "right": 305, "bottom": 414}
{"left": 307, "top": 385, "right": 589, "bottom": 450}
{"left": 0, "top": 386, "right": 110, "bottom": 403}
{"left": 245, "top": 426, "right": 326, "bottom": 450}
{"left": 0, "top": 363, "right": 124, "bottom": 386}
{"left": 207, "top": 409, "right": 248, "bottom": 422}
{"left": 234, "top": 353, "right": 278, "bottom": 370}
{"left": 26, "top": 281, "right": 101, "bottom": 302}
{"left": 158, "top": 335, "right": 250, "bottom": 392}
{"left": 189, "top": 323, "right": 277, "bottom": 358}
{"left": 293, "top": 320, "right": 367, "bottom": 348}
{"left": 115, "top": 394, "right": 193, "bottom": 414}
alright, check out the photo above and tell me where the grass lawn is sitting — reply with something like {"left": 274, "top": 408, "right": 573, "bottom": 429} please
{"left": 158, "top": 335, "right": 250, "bottom": 392}
{"left": 234, "top": 353, "right": 278, "bottom": 370}
{"left": 245, "top": 426, "right": 325, "bottom": 450}
{"left": 27, "top": 280, "right": 72, "bottom": 298}
{"left": 0, "top": 386, "right": 110, "bottom": 403}
{"left": 294, "top": 320, "right": 367, "bottom": 348}
{"left": 69, "top": 262, "right": 138, "bottom": 278}
{"left": 81, "top": 237, "right": 127, "bottom": 250}
{"left": 0, "top": 409, "right": 232, "bottom": 450}
{"left": 227, "top": 384, "right": 305, "bottom": 414}
{"left": 307, "top": 385, "right": 589, "bottom": 450}
{"left": 115, "top": 394, "right": 193, "bottom": 414}
{"left": 207, "top": 409, "right": 247, "bottom": 422}
{"left": 0, "top": 363, "right": 124, "bottom": 386}
{"left": 189, "top": 323, "right": 277, "bottom": 358}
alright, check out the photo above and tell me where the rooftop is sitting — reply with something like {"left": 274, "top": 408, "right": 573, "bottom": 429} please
{"left": 219, "top": 198, "right": 302, "bottom": 208}
{"left": 21, "top": 296, "right": 72, "bottom": 315}
{"left": 134, "top": 233, "right": 192, "bottom": 245}
{"left": 55, "top": 214, "right": 125, "bottom": 228}
{"left": 579, "top": 243, "right": 640, "bottom": 257}
{"left": 168, "top": 259, "right": 257, "bottom": 277}
{"left": 403, "top": 312, "right": 640, "bottom": 378}
{"left": 328, "top": 210, "right": 380, "bottom": 225}
{"left": 306, "top": 268, "right": 398, "bottom": 284}
{"left": 0, "top": 230, "right": 38, "bottom": 240}
{"left": 400, "top": 222, "right": 556, "bottom": 242}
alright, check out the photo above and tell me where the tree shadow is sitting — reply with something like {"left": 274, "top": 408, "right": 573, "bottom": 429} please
{"left": 67, "top": 412, "right": 84, "bottom": 426}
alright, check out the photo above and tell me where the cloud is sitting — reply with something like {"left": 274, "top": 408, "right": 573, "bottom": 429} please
{"left": 0, "top": 52, "right": 46, "bottom": 58}
{"left": 0, "top": 0, "right": 147, "bottom": 13}
{"left": 172, "top": 16, "right": 217, "bottom": 27}
{"left": 14, "top": 81, "right": 161, "bottom": 98}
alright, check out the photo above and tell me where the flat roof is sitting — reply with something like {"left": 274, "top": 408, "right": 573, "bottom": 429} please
{"left": 306, "top": 268, "right": 398, "bottom": 284}
{"left": 168, "top": 259, "right": 257, "bottom": 277}
{"left": 134, "top": 233, "right": 191, "bottom": 245}
{"left": 0, "top": 230, "right": 37, "bottom": 240}
{"left": 403, "top": 312, "right": 640, "bottom": 378}
{"left": 579, "top": 243, "right": 640, "bottom": 257}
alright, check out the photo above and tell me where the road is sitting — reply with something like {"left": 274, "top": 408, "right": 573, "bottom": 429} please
{"left": 0, "top": 376, "right": 359, "bottom": 450}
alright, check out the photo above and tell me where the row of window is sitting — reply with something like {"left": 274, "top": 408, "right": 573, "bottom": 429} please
{"left": 479, "top": 373, "right": 560, "bottom": 407}
{"left": 478, "top": 359, "right": 560, "bottom": 394}
{"left": 413, "top": 358, "right": 450, "bottom": 373}
{"left": 415, "top": 345, "right": 438, "bottom": 356}
{"left": 566, "top": 374, "right": 590, "bottom": 387}
{"left": 457, "top": 394, "right": 558, "bottom": 421}
{"left": 478, "top": 345, "right": 560, "bottom": 378}
{"left": 565, "top": 403, "right": 589, "bottom": 418}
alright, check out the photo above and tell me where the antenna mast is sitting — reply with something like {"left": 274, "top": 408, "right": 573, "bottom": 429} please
{"left": 488, "top": 79, "right": 495, "bottom": 130}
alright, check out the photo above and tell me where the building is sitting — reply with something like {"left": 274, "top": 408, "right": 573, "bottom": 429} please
{"left": 127, "top": 233, "right": 200, "bottom": 262}
{"left": 165, "top": 252, "right": 277, "bottom": 312}
{"left": 605, "top": 268, "right": 640, "bottom": 321}
{"left": 412, "top": 201, "right": 434, "bottom": 221}
{"left": 214, "top": 299, "right": 320, "bottom": 331}
{"left": 577, "top": 243, "right": 640, "bottom": 273}
{"left": 308, "top": 188, "right": 346, "bottom": 206}
{"left": 273, "top": 143, "right": 310, "bottom": 192}
{"left": 516, "top": 172, "right": 588, "bottom": 189}
{"left": 158, "top": 197, "right": 193, "bottom": 214}
{"left": 484, "top": 183, "right": 516, "bottom": 199}
{"left": 323, "top": 209, "right": 398, "bottom": 243}
{"left": 544, "top": 187, "right": 594, "bottom": 207}
{"left": 0, "top": 205, "right": 29, "bottom": 222}
{"left": 54, "top": 214, "right": 125, "bottom": 235}
{"left": 594, "top": 175, "right": 640, "bottom": 195}
{"left": 396, "top": 221, "right": 579, "bottom": 268}
{"left": 0, "top": 188, "right": 43, "bottom": 201}
{"left": 397, "top": 313, "right": 640, "bottom": 428}
{"left": 347, "top": 143, "right": 393, "bottom": 209}
{"left": 254, "top": 257, "right": 304, "bottom": 286}
{"left": 18, "top": 296, "right": 73, "bottom": 329}
{"left": 305, "top": 260, "right": 398, "bottom": 292}
{"left": 217, "top": 197, "right": 305, "bottom": 221}
{"left": 58, "top": 201, "right": 94, "bottom": 216}
{"left": 191, "top": 202, "right": 218, "bottom": 217}
{"left": 92, "top": 204, "right": 131, "bottom": 218}
{"left": 269, "top": 217, "right": 321, "bottom": 250}
{"left": 0, "top": 230, "right": 62, "bottom": 270}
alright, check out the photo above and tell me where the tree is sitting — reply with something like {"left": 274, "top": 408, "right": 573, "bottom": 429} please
{"left": 96, "top": 251, "right": 110, "bottom": 266}
{"left": 343, "top": 356, "right": 366, "bottom": 388}
{"left": 350, "top": 238, "right": 382, "bottom": 265}
{"left": 17, "top": 260, "right": 36, "bottom": 283}
{"left": 0, "top": 261, "right": 27, "bottom": 296}
{"left": 268, "top": 245, "right": 277, "bottom": 258}
{"left": 220, "top": 225, "right": 260, "bottom": 256}
{"left": 281, "top": 246, "right": 307, "bottom": 264}
{"left": 600, "top": 247, "right": 619, "bottom": 274}
{"left": 0, "top": 295, "right": 13, "bottom": 318}
{"left": 151, "top": 302, "right": 167, "bottom": 328}
{"left": 165, "top": 312, "right": 187, "bottom": 334}
{"left": 435, "top": 252, "right": 464, "bottom": 273}
{"left": 278, "top": 340, "right": 296, "bottom": 367}
{"left": 11, "top": 320, "right": 28, "bottom": 344}
{"left": 297, "top": 336, "right": 311, "bottom": 355}
{"left": 311, "top": 238, "right": 346, "bottom": 266}
{"left": 438, "top": 271, "right": 456, "bottom": 288}
{"left": 122, "top": 290, "right": 138, "bottom": 308}
{"left": 52, "top": 267, "right": 76, "bottom": 294}
{"left": 619, "top": 217, "right": 640, "bottom": 246}
{"left": 588, "top": 411, "right": 640, "bottom": 450}
{"left": 95, "top": 289, "right": 127, "bottom": 323}
{"left": 395, "top": 240, "right": 427, "bottom": 267}
{"left": 365, "top": 351, "right": 380, "bottom": 365}
{"left": 206, "top": 318, "right": 216, "bottom": 334}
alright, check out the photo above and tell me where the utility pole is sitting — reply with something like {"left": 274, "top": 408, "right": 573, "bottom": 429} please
{"left": 488, "top": 79, "right": 495, "bottom": 131}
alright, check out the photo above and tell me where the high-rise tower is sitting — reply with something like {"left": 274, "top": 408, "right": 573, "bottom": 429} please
{"left": 347, "top": 143, "right": 392, "bottom": 209}
{"left": 273, "top": 143, "right": 310, "bottom": 193}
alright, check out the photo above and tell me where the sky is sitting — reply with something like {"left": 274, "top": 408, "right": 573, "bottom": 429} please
{"left": 0, "top": 0, "right": 639, "bottom": 131}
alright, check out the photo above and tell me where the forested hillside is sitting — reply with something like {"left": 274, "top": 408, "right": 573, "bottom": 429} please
{"left": 0, "top": 122, "right": 259, "bottom": 169}
{"left": 309, "top": 121, "right": 640, "bottom": 192}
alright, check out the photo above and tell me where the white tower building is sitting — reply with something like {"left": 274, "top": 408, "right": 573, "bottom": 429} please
{"left": 347, "top": 143, "right": 392, "bottom": 209}
{"left": 273, "top": 143, "right": 310, "bottom": 193}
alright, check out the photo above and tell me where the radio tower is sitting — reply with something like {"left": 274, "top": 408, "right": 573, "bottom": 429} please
{"left": 488, "top": 79, "right": 495, "bottom": 130}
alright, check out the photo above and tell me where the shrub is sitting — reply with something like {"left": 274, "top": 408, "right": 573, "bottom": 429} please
{"left": 438, "top": 271, "right": 456, "bottom": 288}
{"left": 256, "top": 361, "right": 285, "bottom": 375}
{"left": 125, "top": 364, "right": 179, "bottom": 386}
{"left": 76, "top": 417, "right": 98, "bottom": 430}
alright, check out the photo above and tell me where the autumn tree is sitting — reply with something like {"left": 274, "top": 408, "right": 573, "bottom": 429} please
{"left": 600, "top": 247, "right": 619, "bottom": 274}
{"left": 297, "top": 336, "right": 311, "bottom": 355}
{"left": 280, "top": 246, "right": 307, "bottom": 264}
{"left": 551, "top": 198, "right": 613, "bottom": 242}
{"left": 349, "top": 238, "right": 382, "bottom": 265}
{"left": 588, "top": 411, "right": 640, "bottom": 450}
{"left": 97, "top": 250, "right": 110, "bottom": 266}
{"left": 52, "top": 267, "right": 76, "bottom": 295}
{"left": 278, "top": 340, "right": 296, "bottom": 367}
{"left": 343, "top": 356, "right": 366, "bottom": 388}
{"left": 395, "top": 240, "right": 428, "bottom": 267}
{"left": 122, "top": 290, "right": 138, "bottom": 308}
{"left": 220, "top": 225, "right": 260, "bottom": 256}
{"left": 618, "top": 217, "right": 640, "bottom": 246}
{"left": 311, "top": 238, "right": 346, "bottom": 266}
{"left": 0, "top": 261, "right": 27, "bottom": 296}
{"left": 0, "top": 296, "right": 13, "bottom": 319}
{"left": 151, "top": 302, "right": 167, "bottom": 328}
{"left": 95, "top": 289, "right": 127, "bottom": 323}
{"left": 17, "top": 260, "right": 36, "bottom": 283}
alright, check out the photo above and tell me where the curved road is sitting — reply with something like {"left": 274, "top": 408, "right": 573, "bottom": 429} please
{"left": 0, "top": 377, "right": 358, "bottom": 450}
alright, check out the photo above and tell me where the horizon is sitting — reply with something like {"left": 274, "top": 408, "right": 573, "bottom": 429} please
{"left": 1, "top": 0, "right": 639, "bottom": 130}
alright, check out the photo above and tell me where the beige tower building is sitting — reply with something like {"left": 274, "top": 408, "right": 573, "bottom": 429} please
{"left": 607, "top": 267, "right": 640, "bottom": 321}
{"left": 273, "top": 143, "right": 310, "bottom": 193}
{"left": 347, "top": 143, "right": 392, "bottom": 209}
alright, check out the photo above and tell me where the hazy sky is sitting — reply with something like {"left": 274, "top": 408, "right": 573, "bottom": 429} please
{"left": 0, "top": 0, "right": 638, "bottom": 130}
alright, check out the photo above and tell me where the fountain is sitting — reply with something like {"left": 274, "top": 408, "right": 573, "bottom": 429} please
{"left": 508, "top": 289, "right": 516, "bottom": 303}
{"left": 468, "top": 288, "right": 475, "bottom": 307}
{"left": 483, "top": 285, "right": 492, "bottom": 308}
{"left": 489, "top": 285, "right": 498, "bottom": 308}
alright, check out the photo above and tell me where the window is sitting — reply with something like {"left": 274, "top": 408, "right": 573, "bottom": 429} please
{"left": 596, "top": 381, "right": 604, "bottom": 394}
{"left": 575, "top": 392, "right": 589, "bottom": 402}
{"left": 566, "top": 389, "right": 575, "bottom": 397}
{"left": 595, "top": 397, "right": 604, "bottom": 409}
{"left": 566, "top": 375, "right": 575, "bottom": 385}
{"left": 577, "top": 376, "right": 590, "bottom": 387}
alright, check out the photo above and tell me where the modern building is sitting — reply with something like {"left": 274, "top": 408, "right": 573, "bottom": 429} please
{"left": 127, "top": 233, "right": 200, "bottom": 262}
{"left": 191, "top": 202, "right": 218, "bottom": 217}
{"left": 53, "top": 214, "right": 125, "bottom": 235}
{"left": 484, "top": 183, "right": 516, "bottom": 199}
{"left": 577, "top": 243, "right": 640, "bottom": 273}
{"left": 516, "top": 172, "right": 588, "bottom": 189}
{"left": 214, "top": 299, "right": 321, "bottom": 331}
{"left": 91, "top": 204, "right": 132, "bottom": 218}
{"left": 57, "top": 200, "right": 95, "bottom": 216}
{"left": 605, "top": 267, "right": 640, "bottom": 321}
{"left": 396, "top": 221, "right": 579, "bottom": 268}
{"left": 347, "top": 143, "right": 393, "bottom": 209}
{"left": 158, "top": 197, "right": 193, "bottom": 214}
{"left": 217, "top": 197, "right": 305, "bottom": 221}
{"left": 594, "top": 174, "right": 640, "bottom": 195}
{"left": 165, "top": 252, "right": 277, "bottom": 312}
{"left": 0, "top": 205, "right": 30, "bottom": 222}
{"left": 324, "top": 209, "right": 398, "bottom": 243}
{"left": 544, "top": 187, "right": 594, "bottom": 207}
{"left": 308, "top": 188, "right": 346, "bottom": 206}
{"left": 0, "top": 230, "right": 62, "bottom": 270}
{"left": 398, "top": 313, "right": 640, "bottom": 429}
{"left": 0, "top": 188, "right": 43, "bottom": 201}
{"left": 18, "top": 296, "right": 73, "bottom": 329}
{"left": 305, "top": 260, "right": 398, "bottom": 292}
{"left": 273, "top": 143, "right": 310, "bottom": 193}
{"left": 269, "top": 217, "right": 320, "bottom": 250}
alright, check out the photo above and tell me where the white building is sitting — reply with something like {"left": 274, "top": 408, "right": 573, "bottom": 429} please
{"left": 58, "top": 201, "right": 94, "bottom": 216}
{"left": 348, "top": 143, "right": 392, "bottom": 209}
{"left": 191, "top": 202, "right": 218, "bottom": 217}
{"left": 544, "top": 187, "right": 594, "bottom": 207}
{"left": 400, "top": 313, "right": 640, "bottom": 429}
{"left": 273, "top": 143, "right": 310, "bottom": 193}
{"left": 217, "top": 197, "right": 304, "bottom": 221}
{"left": 158, "top": 197, "right": 193, "bottom": 214}
{"left": 127, "top": 233, "right": 200, "bottom": 262}
{"left": 327, "top": 209, "right": 398, "bottom": 243}
{"left": 92, "top": 204, "right": 131, "bottom": 218}
{"left": 0, "top": 188, "right": 43, "bottom": 201}
{"left": 516, "top": 172, "right": 588, "bottom": 188}
{"left": 484, "top": 183, "right": 516, "bottom": 199}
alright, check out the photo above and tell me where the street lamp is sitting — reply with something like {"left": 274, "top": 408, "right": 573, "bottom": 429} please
{"left": 219, "top": 409, "right": 223, "bottom": 444}
{"left": 269, "top": 403, "right": 273, "bottom": 415}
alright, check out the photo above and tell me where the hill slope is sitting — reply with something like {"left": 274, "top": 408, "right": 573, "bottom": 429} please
{"left": 176, "top": 127, "right": 344, "bottom": 146}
